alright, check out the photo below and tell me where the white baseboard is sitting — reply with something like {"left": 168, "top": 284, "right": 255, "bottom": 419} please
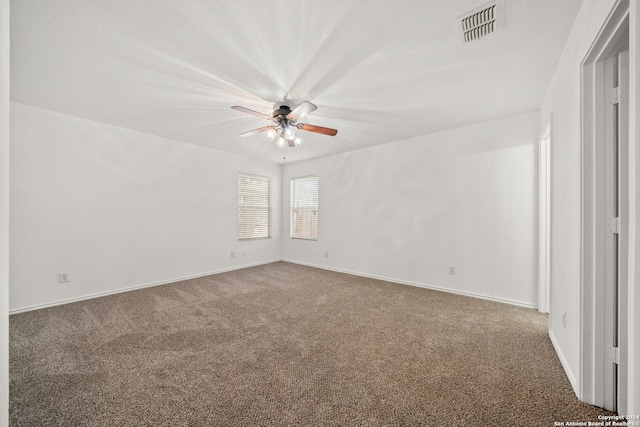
{"left": 11, "top": 258, "right": 538, "bottom": 314}
{"left": 9, "top": 259, "right": 282, "bottom": 315}
{"left": 282, "top": 259, "right": 537, "bottom": 309}
{"left": 549, "top": 327, "right": 579, "bottom": 396}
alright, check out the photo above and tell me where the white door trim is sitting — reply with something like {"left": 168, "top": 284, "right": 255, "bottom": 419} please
{"left": 539, "top": 123, "right": 551, "bottom": 314}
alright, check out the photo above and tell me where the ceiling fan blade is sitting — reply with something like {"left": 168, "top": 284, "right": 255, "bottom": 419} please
{"left": 231, "top": 106, "right": 273, "bottom": 120}
{"left": 287, "top": 101, "right": 317, "bottom": 122}
{"left": 297, "top": 123, "right": 338, "bottom": 136}
{"left": 239, "top": 126, "right": 275, "bottom": 137}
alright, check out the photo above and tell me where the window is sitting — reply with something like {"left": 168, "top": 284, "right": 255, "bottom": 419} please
{"left": 238, "top": 174, "right": 270, "bottom": 240}
{"left": 290, "top": 175, "right": 318, "bottom": 240}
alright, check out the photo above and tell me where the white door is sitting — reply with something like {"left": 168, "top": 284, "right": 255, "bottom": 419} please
{"left": 603, "top": 47, "right": 629, "bottom": 413}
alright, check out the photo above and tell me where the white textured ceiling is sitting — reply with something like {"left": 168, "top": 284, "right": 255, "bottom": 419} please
{"left": 11, "top": 0, "right": 582, "bottom": 164}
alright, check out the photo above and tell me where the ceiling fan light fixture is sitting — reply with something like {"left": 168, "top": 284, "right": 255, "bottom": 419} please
{"left": 284, "top": 127, "right": 296, "bottom": 140}
{"left": 276, "top": 137, "right": 287, "bottom": 148}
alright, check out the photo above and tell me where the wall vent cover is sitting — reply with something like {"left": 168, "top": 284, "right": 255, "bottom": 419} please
{"left": 458, "top": 0, "right": 504, "bottom": 43}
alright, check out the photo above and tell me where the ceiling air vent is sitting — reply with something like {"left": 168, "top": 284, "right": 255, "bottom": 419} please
{"left": 458, "top": 0, "right": 504, "bottom": 43}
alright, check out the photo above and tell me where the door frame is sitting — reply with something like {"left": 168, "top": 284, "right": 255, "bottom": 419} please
{"left": 539, "top": 122, "right": 551, "bottom": 314}
{"left": 580, "top": 0, "right": 629, "bottom": 412}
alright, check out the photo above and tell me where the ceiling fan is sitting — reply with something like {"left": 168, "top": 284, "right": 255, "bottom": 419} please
{"left": 231, "top": 101, "right": 338, "bottom": 148}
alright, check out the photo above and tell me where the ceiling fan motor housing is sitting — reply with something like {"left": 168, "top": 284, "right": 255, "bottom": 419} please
{"left": 273, "top": 105, "right": 292, "bottom": 120}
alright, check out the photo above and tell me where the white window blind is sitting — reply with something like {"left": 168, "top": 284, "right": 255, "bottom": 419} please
{"left": 290, "top": 175, "right": 318, "bottom": 240}
{"left": 238, "top": 174, "right": 270, "bottom": 240}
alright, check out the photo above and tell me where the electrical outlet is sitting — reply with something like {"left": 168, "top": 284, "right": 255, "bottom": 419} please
{"left": 230, "top": 251, "right": 235, "bottom": 258}
{"left": 325, "top": 251, "right": 329, "bottom": 257}
{"left": 58, "top": 273, "right": 70, "bottom": 283}
{"left": 448, "top": 266, "right": 456, "bottom": 275}
{"left": 562, "top": 312, "right": 567, "bottom": 329}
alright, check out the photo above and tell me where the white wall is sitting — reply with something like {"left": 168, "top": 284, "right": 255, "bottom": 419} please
{"left": 9, "top": 103, "right": 282, "bottom": 312}
{"left": 539, "top": 0, "right": 639, "bottom": 410}
{"left": 1, "top": 0, "right": 10, "bottom": 423}
{"left": 282, "top": 112, "right": 539, "bottom": 308}
{"left": 539, "top": 0, "right": 618, "bottom": 394}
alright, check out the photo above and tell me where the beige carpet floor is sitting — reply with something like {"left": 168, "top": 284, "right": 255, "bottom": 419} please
{"left": 10, "top": 261, "right": 613, "bottom": 426}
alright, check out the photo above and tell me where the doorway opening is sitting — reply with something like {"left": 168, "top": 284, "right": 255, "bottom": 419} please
{"left": 539, "top": 123, "right": 551, "bottom": 314}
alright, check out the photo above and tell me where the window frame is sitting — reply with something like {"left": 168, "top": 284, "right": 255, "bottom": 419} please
{"left": 237, "top": 173, "right": 271, "bottom": 241}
